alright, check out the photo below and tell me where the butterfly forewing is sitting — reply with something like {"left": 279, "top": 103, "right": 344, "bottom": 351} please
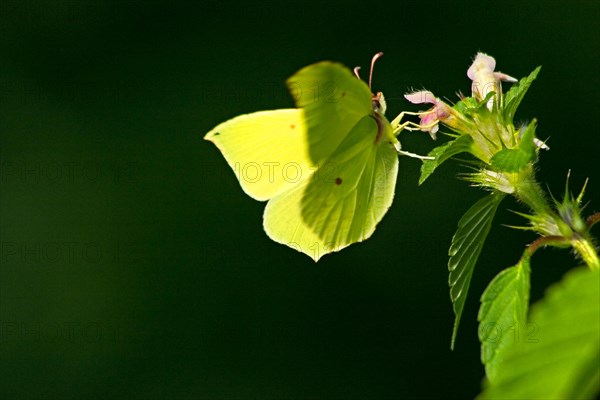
{"left": 204, "top": 109, "right": 313, "bottom": 201}
{"left": 286, "top": 62, "right": 373, "bottom": 165}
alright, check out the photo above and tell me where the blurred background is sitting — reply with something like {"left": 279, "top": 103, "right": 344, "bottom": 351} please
{"left": 1, "top": 1, "right": 598, "bottom": 399}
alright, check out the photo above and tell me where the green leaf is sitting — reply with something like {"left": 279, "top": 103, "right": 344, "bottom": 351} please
{"left": 455, "top": 96, "right": 478, "bottom": 112}
{"left": 479, "top": 267, "right": 600, "bottom": 399}
{"left": 478, "top": 255, "right": 531, "bottom": 382}
{"left": 453, "top": 97, "right": 479, "bottom": 113}
{"left": 503, "top": 66, "right": 541, "bottom": 123}
{"left": 419, "top": 135, "right": 474, "bottom": 185}
{"left": 489, "top": 148, "right": 533, "bottom": 172}
{"left": 518, "top": 119, "right": 537, "bottom": 154}
{"left": 449, "top": 193, "right": 505, "bottom": 349}
{"left": 477, "top": 92, "right": 497, "bottom": 111}
{"left": 453, "top": 92, "right": 495, "bottom": 117}
{"left": 489, "top": 120, "right": 537, "bottom": 172}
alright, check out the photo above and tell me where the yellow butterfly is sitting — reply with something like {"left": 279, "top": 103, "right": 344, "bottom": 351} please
{"left": 205, "top": 53, "right": 426, "bottom": 261}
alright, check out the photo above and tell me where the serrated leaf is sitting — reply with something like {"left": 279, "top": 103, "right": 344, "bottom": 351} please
{"left": 489, "top": 120, "right": 537, "bottom": 172}
{"left": 503, "top": 66, "right": 541, "bottom": 123}
{"left": 455, "top": 96, "right": 478, "bottom": 111}
{"left": 419, "top": 135, "right": 474, "bottom": 185}
{"left": 453, "top": 92, "right": 480, "bottom": 114}
{"left": 479, "top": 267, "right": 600, "bottom": 400}
{"left": 449, "top": 193, "right": 505, "bottom": 349}
{"left": 478, "top": 256, "right": 531, "bottom": 382}
{"left": 489, "top": 148, "right": 534, "bottom": 172}
{"left": 453, "top": 92, "right": 495, "bottom": 117}
{"left": 518, "top": 119, "right": 537, "bottom": 154}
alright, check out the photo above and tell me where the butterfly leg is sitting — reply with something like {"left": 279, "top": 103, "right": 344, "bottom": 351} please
{"left": 390, "top": 110, "right": 438, "bottom": 135}
{"left": 392, "top": 137, "right": 434, "bottom": 160}
{"left": 397, "top": 149, "right": 435, "bottom": 160}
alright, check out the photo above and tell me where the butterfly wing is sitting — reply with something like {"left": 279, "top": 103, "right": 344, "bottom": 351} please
{"left": 262, "top": 176, "right": 325, "bottom": 261}
{"left": 264, "top": 115, "right": 399, "bottom": 261}
{"left": 204, "top": 109, "right": 313, "bottom": 201}
{"left": 287, "top": 62, "right": 373, "bottom": 164}
{"left": 207, "top": 62, "right": 400, "bottom": 261}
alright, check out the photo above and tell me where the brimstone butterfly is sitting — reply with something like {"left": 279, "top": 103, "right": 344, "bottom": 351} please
{"left": 205, "top": 53, "right": 423, "bottom": 261}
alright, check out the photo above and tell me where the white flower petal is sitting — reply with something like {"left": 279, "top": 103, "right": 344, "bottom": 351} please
{"left": 467, "top": 52, "right": 496, "bottom": 80}
{"left": 404, "top": 90, "right": 436, "bottom": 104}
{"left": 494, "top": 71, "right": 518, "bottom": 82}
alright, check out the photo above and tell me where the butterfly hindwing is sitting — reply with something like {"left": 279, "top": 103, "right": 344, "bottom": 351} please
{"left": 264, "top": 115, "right": 399, "bottom": 261}
{"left": 301, "top": 115, "right": 399, "bottom": 255}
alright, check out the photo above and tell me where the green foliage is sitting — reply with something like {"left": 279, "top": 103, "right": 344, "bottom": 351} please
{"left": 478, "top": 256, "right": 531, "bottom": 382}
{"left": 489, "top": 120, "right": 537, "bottom": 172}
{"left": 419, "top": 135, "right": 474, "bottom": 185}
{"left": 489, "top": 149, "right": 532, "bottom": 173}
{"left": 479, "top": 267, "right": 600, "bottom": 399}
{"left": 554, "top": 173, "right": 589, "bottom": 236}
{"left": 454, "top": 92, "right": 495, "bottom": 117}
{"left": 502, "top": 66, "right": 541, "bottom": 123}
{"left": 448, "top": 193, "right": 505, "bottom": 349}
{"left": 405, "top": 52, "right": 598, "bottom": 398}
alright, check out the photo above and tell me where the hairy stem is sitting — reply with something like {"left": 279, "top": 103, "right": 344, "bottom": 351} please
{"left": 526, "top": 235, "right": 569, "bottom": 257}
{"left": 587, "top": 212, "right": 600, "bottom": 229}
{"left": 572, "top": 238, "right": 600, "bottom": 271}
{"left": 512, "top": 168, "right": 555, "bottom": 217}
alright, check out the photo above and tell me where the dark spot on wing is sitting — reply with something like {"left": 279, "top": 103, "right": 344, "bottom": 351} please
{"left": 214, "top": 132, "right": 220, "bottom": 136}
{"left": 290, "top": 124, "right": 295, "bottom": 129}
{"left": 335, "top": 177, "right": 342, "bottom": 185}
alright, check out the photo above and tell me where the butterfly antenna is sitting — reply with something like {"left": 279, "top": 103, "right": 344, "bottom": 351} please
{"left": 353, "top": 66, "right": 362, "bottom": 80}
{"left": 369, "top": 52, "right": 384, "bottom": 90}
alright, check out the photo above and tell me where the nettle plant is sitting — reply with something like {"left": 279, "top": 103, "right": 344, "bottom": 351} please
{"left": 205, "top": 52, "right": 599, "bottom": 399}
{"left": 405, "top": 53, "right": 599, "bottom": 399}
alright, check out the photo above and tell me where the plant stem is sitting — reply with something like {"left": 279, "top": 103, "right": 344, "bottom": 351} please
{"left": 588, "top": 212, "right": 600, "bottom": 229}
{"left": 572, "top": 238, "right": 600, "bottom": 271}
{"left": 526, "top": 236, "right": 569, "bottom": 257}
{"left": 512, "top": 168, "right": 554, "bottom": 217}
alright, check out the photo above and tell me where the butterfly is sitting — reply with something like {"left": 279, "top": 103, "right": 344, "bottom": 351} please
{"left": 205, "top": 53, "right": 424, "bottom": 261}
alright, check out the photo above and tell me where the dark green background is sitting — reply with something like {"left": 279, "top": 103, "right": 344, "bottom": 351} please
{"left": 1, "top": 1, "right": 598, "bottom": 399}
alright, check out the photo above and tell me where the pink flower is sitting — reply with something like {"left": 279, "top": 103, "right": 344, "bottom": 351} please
{"left": 467, "top": 53, "right": 517, "bottom": 108}
{"left": 404, "top": 90, "right": 451, "bottom": 139}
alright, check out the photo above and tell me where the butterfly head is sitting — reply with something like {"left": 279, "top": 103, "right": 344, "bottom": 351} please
{"left": 372, "top": 91, "right": 387, "bottom": 115}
